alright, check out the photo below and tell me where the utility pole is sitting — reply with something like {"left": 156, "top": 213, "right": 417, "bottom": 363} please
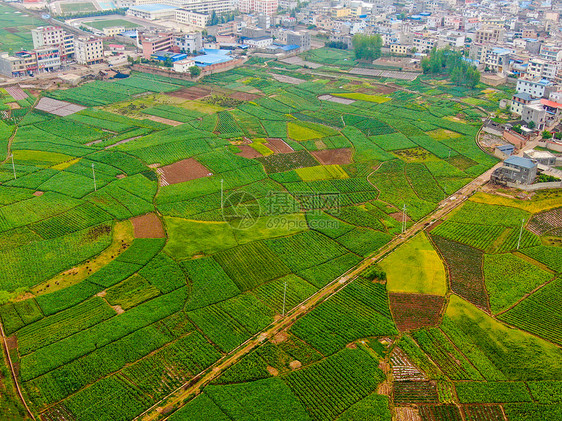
{"left": 402, "top": 203, "right": 406, "bottom": 234}
{"left": 220, "top": 178, "right": 224, "bottom": 209}
{"left": 517, "top": 218, "right": 525, "bottom": 250}
{"left": 92, "top": 163, "right": 97, "bottom": 191}
{"left": 10, "top": 154, "right": 16, "bottom": 180}
{"left": 282, "top": 281, "right": 287, "bottom": 316}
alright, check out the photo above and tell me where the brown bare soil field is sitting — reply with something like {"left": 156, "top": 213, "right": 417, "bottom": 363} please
{"left": 389, "top": 212, "right": 412, "bottom": 222}
{"left": 144, "top": 114, "right": 183, "bottom": 126}
{"left": 131, "top": 213, "right": 166, "bottom": 238}
{"left": 166, "top": 86, "right": 212, "bottom": 100}
{"left": 389, "top": 293, "right": 446, "bottom": 331}
{"left": 230, "top": 91, "right": 261, "bottom": 101}
{"left": 157, "top": 158, "right": 212, "bottom": 186}
{"left": 236, "top": 145, "right": 263, "bottom": 159}
{"left": 264, "top": 138, "right": 294, "bottom": 154}
{"left": 311, "top": 148, "right": 353, "bottom": 165}
{"left": 396, "top": 406, "right": 422, "bottom": 421}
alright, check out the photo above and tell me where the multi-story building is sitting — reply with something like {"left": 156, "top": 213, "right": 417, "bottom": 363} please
{"left": 412, "top": 35, "right": 437, "bottom": 52}
{"left": 35, "top": 46, "right": 61, "bottom": 71}
{"left": 141, "top": 33, "right": 174, "bottom": 59}
{"left": 540, "top": 44, "right": 562, "bottom": 62}
{"left": 0, "top": 47, "right": 62, "bottom": 76}
{"left": 521, "top": 102, "right": 547, "bottom": 130}
{"left": 0, "top": 51, "right": 38, "bottom": 77}
{"left": 31, "top": 26, "right": 74, "bottom": 59}
{"left": 390, "top": 43, "right": 410, "bottom": 55}
{"left": 74, "top": 37, "right": 104, "bottom": 65}
{"left": 527, "top": 58, "right": 558, "bottom": 81}
{"left": 482, "top": 47, "right": 511, "bottom": 73}
{"left": 286, "top": 30, "right": 310, "bottom": 51}
{"left": 516, "top": 78, "right": 555, "bottom": 98}
{"left": 175, "top": 10, "right": 210, "bottom": 28}
{"left": 243, "top": 36, "right": 273, "bottom": 48}
{"left": 492, "top": 156, "right": 537, "bottom": 185}
{"left": 238, "top": 0, "right": 278, "bottom": 16}
{"left": 511, "top": 92, "right": 538, "bottom": 115}
{"left": 174, "top": 32, "right": 203, "bottom": 53}
{"left": 474, "top": 26, "right": 503, "bottom": 44}
{"left": 128, "top": 4, "right": 179, "bottom": 20}
{"left": 178, "top": 0, "right": 233, "bottom": 15}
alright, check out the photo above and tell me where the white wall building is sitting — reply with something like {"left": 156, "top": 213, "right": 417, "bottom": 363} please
{"left": 127, "top": 4, "right": 179, "bottom": 20}
{"left": 173, "top": 58, "right": 196, "bottom": 72}
{"left": 516, "top": 78, "right": 554, "bottom": 99}
{"left": 244, "top": 36, "right": 273, "bottom": 48}
{"left": 74, "top": 37, "right": 104, "bottom": 65}
{"left": 527, "top": 58, "right": 558, "bottom": 81}
{"left": 175, "top": 10, "right": 210, "bottom": 27}
{"left": 32, "top": 26, "right": 74, "bottom": 59}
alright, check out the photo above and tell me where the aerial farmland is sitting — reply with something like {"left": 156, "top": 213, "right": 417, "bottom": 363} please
{"left": 0, "top": 51, "right": 560, "bottom": 421}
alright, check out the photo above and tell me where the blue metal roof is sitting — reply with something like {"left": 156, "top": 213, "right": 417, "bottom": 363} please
{"left": 505, "top": 156, "right": 536, "bottom": 169}
{"left": 193, "top": 54, "right": 232, "bottom": 66}
{"left": 497, "top": 144, "right": 514, "bottom": 153}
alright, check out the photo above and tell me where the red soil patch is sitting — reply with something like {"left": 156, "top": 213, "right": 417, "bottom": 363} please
{"left": 389, "top": 293, "right": 446, "bottom": 331}
{"left": 4, "top": 27, "right": 19, "bottom": 33}
{"left": 289, "top": 360, "right": 302, "bottom": 370}
{"left": 264, "top": 138, "right": 294, "bottom": 154}
{"left": 236, "top": 145, "right": 263, "bottom": 158}
{"left": 5, "top": 336, "right": 17, "bottom": 351}
{"left": 166, "top": 85, "right": 212, "bottom": 100}
{"left": 230, "top": 91, "right": 261, "bottom": 101}
{"left": 267, "top": 366, "right": 279, "bottom": 376}
{"left": 310, "top": 148, "right": 353, "bottom": 165}
{"left": 130, "top": 213, "right": 166, "bottom": 238}
{"left": 157, "top": 158, "right": 212, "bottom": 186}
{"left": 33, "top": 191, "right": 44, "bottom": 197}
{"left": 389, "top": 212, "right": 412, "bottom": 222}
{"left": 271, "top": 332, "right": 288, "bottom": 344}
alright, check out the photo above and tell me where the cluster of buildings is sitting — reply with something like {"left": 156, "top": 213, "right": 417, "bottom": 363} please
{"left": 0, "top": 26, "right": 104, "bottom": 77}
{"left": 510, "top": 77, "right": 562, "bottom": 131}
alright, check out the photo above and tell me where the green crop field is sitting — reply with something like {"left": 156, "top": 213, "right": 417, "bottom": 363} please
{"left": 84, "top": 19, "right": 139, "bottom": 30}
{"left": 0, "top": 4, "right": 46, "bottom": 53}
{"left": 1, "top": 59, "right": 559, "bottom": 421}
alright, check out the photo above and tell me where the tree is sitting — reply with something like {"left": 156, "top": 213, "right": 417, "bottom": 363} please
{"left": 528, "top": 121, "right": 536, "bottom": 129}
{"left": 542, "top": 130, "right": 553, "bottom": 139}
{"left": 189, "top": 66, "right": 201, "bottom": 77}
{"left": 209, "top": 10, "right": 219, "bottom": 26}
{"left": 352, "top": 34, "right": 383, "bottom": 61}
{"left": 555, "top": 132, "right": 562, "bottom": 140}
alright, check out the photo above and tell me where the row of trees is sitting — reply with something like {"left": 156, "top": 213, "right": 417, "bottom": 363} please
{"left": 324, "top": 41, "right": 348, "bottom": 50}
{"left": 352, "top": 34, "right": 383, "bottom": 61}
{"left": 421, "top": 48, "right": 480, "bottom": 88}
{"left": 208, "top": 11, "right": 238, "bottom": 26}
